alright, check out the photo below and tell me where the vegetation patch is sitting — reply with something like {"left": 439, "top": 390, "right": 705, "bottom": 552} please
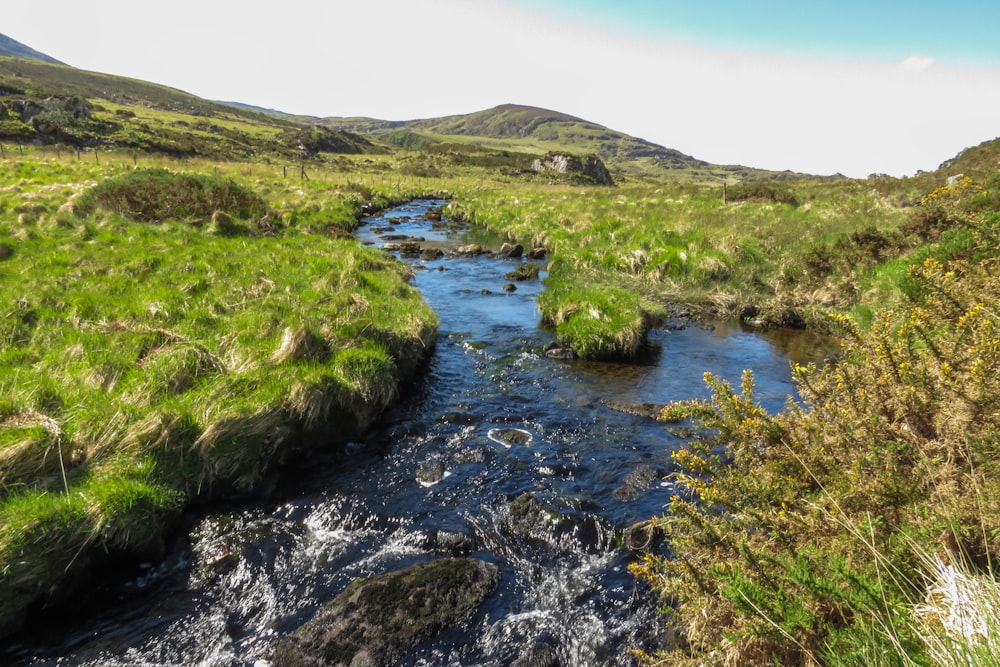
{"left": 0, "top": 158, "right": 438, "bottom": 636}
{"left": 73, "top": 168, "right": 268, "bottom": 223}
{"left": 632, "top": 209, "right": 1000, "bottom": 666}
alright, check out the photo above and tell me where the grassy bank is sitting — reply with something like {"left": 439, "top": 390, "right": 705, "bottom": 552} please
{"left": 0, "top": 154, "right": 438, "bottom": 635}
{"left": 448, "top": 178, "right": 922, "bottom": 359}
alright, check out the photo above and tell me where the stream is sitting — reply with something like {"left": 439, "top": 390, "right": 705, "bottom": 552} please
{"left": 3, "top": 199, "right": 832, "bottom": 666}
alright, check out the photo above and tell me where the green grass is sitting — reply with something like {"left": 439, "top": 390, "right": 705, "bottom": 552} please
{"left": 0, "top": 156, "right": 438, "bottom": 635}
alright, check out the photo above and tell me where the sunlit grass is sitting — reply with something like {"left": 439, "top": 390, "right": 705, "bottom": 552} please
{"left": 0, "top": 157, "right": 438, "bottom": 633}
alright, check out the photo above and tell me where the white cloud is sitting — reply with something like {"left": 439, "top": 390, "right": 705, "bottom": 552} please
{"left": 899, "top": 55, "right": 937, "bottom": 74}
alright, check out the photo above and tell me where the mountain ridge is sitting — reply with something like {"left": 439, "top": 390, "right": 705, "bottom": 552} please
{"left": 317, "top": 103, "right": 839, "bottom": 181}
{"left": 0, "top": 33, "right": 66, "bottom": 66}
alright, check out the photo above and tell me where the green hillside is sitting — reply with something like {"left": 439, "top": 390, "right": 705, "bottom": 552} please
{"left": 322, "top": 103, "right": 837, "bottom": 182}
{"left": 0, "top": 56, "right": 374, "bottom": 160}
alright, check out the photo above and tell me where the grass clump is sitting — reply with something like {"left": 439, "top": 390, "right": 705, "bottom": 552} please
{"left": 73, "top": 168, "right": 268, "bottom": 223}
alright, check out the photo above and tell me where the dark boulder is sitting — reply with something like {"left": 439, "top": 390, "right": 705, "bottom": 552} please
{"left": 507, "top": 492, "right": 612, "bottom": 554}
{"left": 272, "top": 558, "right": 499, "bottom": 667}
{"left": 498, "top": 242, "right": 524, "bottom": 258}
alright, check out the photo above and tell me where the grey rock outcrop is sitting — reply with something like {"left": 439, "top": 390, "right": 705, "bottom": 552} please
{"left": 532, "top": 153, "right": 613, "bottom": 186}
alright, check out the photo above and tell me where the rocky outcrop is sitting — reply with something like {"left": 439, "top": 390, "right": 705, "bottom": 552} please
{"left": 272, "top": 558, "right": 499, "bottom": 667}
{"left": 532, "top": 153, "right": 613, "bottom": 186}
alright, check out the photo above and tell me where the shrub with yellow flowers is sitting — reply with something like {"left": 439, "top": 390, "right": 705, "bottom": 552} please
{"left": 633, "top": 211, "right": 1000, "bottom": 666}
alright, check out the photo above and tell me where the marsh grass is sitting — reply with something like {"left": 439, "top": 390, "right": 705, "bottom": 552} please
{"left": 448, "top": 178, "right": 913, "bottom": 357}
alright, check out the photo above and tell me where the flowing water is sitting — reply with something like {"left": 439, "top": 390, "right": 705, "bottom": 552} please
{"left": 3, "top": 200, "right": 832, "bottom": 666}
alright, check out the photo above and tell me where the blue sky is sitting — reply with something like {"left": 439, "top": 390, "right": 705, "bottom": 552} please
{"left": 516, "top": 0, "right": 1000, "bottom": 66}
{"left": 4, "top": 0, "right": 999, "bottom": 177}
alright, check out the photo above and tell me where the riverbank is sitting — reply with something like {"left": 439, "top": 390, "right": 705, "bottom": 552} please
{"left": 447, "top": 179, "right": 928, "bottom": 359}
{"left": 0, "top": 162, "right": 439, "bottom": 636}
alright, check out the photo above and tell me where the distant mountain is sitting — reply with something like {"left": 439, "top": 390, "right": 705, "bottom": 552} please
{"left": 0, "top": 33, "right": 65, "bottom": 65}
{"left": 321, "top": 104, "right": 834, "bottom": 182}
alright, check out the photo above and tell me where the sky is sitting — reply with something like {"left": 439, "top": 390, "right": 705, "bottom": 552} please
{"left": 4, "top": 0, "right": 1000, "bottom": 177}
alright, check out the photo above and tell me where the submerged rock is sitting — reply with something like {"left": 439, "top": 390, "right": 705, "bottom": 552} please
{"left": 272, "top": 558, "right": 499, "bottom": 667}
{"left": 600, "top": 399, "right": 665, "bottom": 420}
{"left": 613, "top": 465, "right": 663, "bottom": 502}
{"left": 417, "top": 529, "right": 478, "bottom": 557}
{"left": 511, "top": 632, "right": 562, "bottom": 667}
{"left": 417, "top": 460, "right": 447, "bottom": 485}
{"left": 544, "top": 343, "right": 576, "bottom": 360}
{"left": 507, "top": 492, "right": 612, "bottom": 553}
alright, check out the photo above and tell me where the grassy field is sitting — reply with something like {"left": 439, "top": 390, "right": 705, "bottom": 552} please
{"left": 0, "top": 151, "right": 438, "bottom": 635}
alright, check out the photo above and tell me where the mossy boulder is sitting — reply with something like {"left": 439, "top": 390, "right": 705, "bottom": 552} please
{"left": 272, "top": 558, "right": 499, "bottom": 666}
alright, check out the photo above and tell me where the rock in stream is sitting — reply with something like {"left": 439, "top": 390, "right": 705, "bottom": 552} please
{"left": 272, "top": 557, "right": 499, "bottom": 667}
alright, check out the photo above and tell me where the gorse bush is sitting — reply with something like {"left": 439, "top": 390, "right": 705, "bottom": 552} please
{"left": 633, "top": 212, "right": 1000, "bottom": 666}
{"left": 74, "top": 168, "right": 269, "bottom": 223}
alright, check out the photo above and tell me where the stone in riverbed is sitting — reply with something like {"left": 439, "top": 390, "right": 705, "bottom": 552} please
{"left": 272, "top": 558, "right": 499, "bottom": 667}
{"left": 623, "top": 519, "right": 666, "bottom": 552}
{"left": 455, "top": 243, "right": 483, "bottom": 256}
{"left": 417, "top": 460, "right": 447, "bottom": 485}
{"left": 498, "top": 242, "right": 524, "bottom": 258}
{"left": 399, "top": 240, "right": 422, "bottom": 257}
{"left": 613, "top": 464, "right": 663, "bottom": 502}
{"left": 600, "top": 399, "right": 665, "bottom": 420}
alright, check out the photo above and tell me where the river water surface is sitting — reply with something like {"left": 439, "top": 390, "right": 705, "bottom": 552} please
{"left": 4, "top": 200, "right": 830, "bottom": 666}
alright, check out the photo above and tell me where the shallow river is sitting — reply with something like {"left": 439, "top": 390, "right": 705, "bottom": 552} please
{"left": 3, "top": 200, "right": 830, "bottom": 666}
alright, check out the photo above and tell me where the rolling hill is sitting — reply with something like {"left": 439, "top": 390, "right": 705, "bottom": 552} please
{"left": 320, "top": 103, "right": 837, "bottom": 181}
{"left": 1, "top": 39, "right": 840, "bottom": 181}
{"left": 0, "top": 55, "right": 376, "bottom": 159}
